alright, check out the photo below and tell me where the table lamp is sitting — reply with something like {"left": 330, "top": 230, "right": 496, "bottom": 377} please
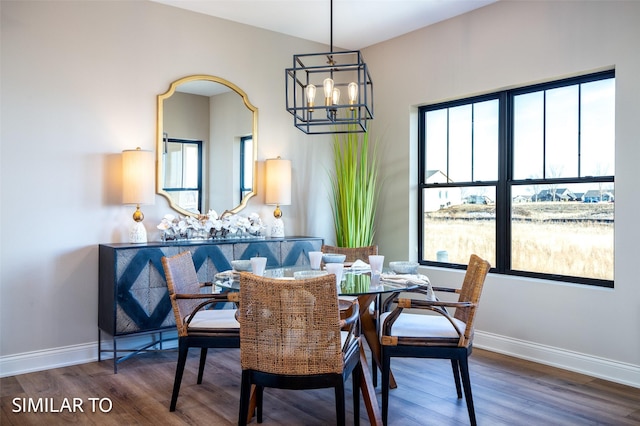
{"left": 265, "top": 157, "right": 291, "bottom": 238}
{"left": 122, "top": 147, "right": 155, "bottom": 243}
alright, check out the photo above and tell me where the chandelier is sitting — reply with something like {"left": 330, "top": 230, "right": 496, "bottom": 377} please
{"left": 285, "top": 0, "right": 373, "bottom": 134}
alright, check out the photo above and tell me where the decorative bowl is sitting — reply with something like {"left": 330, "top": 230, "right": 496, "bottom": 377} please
{"left": 389, "top": 261, "right": 419, "bottom": 274}
{"left": 293, "top": 270, "right": 329, "bottom": 280}
{"left": 322, "top": 253, "right": 346, "bottom": 264}
{"left": 231, "top": 259, "right": 252, "bottom": 272}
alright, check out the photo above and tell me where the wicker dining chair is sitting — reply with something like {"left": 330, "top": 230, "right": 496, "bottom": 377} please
{"left": 321, "top": 244, "right": 378, "bottom": 263}
{"left": 237, "top": 272, "right": 361, "bottom": 426}
{"left": 379, "top": 254, "right": 491, "bottom": 426}
{"left": 161, "top": 251, "right": 240, "bottom": 412}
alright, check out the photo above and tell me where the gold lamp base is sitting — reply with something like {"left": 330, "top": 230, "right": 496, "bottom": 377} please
{"left": 271, "top": 205, "right": 284, "bottom": 238}
{"left": 132, "top": 204, "right": 144, "bottom": 222}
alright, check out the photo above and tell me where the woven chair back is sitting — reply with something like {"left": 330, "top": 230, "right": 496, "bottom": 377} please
{"left": 455, "top": 254, "right": 491, "bottom": 345}
{"left": 161, "top": 251, "right": 202, "bottom": 331}
{"left": 321, "top": 244, "right": 378, "bottom": 263}
{"left": 238, "top": 273, "right": 343, "bottom": 375}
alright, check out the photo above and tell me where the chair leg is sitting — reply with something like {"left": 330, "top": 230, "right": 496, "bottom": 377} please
{"left": 170, "top": 342, "right": 189, "bottom": 412}
{"left": 371, "top": 353, "right": 378, "bottom": 387}
{"left": 450, "top": 359, "right": 463, "bottom": 398}
{"left": 372, "top": 294, "right": 380, "bottom": 388}
{"left": 335, "top": 382, "right": 346, "bottom": 426}
{"left": 352, "top": 363, "right": 361, "bottom": 426}
{"left": 238, "top": 371, "right": 252, "bottom": 426}
{"left": 458, "top": 356, "right": 477, "bottom": 426}
{"left": 256, "top": 385, "right": 264, "bottom": 423}
{"left": 197, "top": 347, "right": 208, "bottom": 384}
{"left": 381, "top": 349, "right": 391, "bottom": 426}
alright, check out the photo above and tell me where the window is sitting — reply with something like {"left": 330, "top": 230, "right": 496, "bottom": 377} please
{"left": 418, "top": 70, "right": 614, "bottom": 287}
{"left": 240, "top": 136, "right": 254, "bottom": 200}
{"left": 163, "top": 138, "right": 203, "bottom": 214}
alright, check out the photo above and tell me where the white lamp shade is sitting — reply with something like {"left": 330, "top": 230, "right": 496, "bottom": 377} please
{"left": 265, "top": 158, "right": 292, "bottom": 206}
{"left": 122, "top": 148, "right": 155, "bottom": 205}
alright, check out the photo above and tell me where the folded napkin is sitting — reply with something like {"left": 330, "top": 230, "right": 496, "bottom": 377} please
{"left": 380, "top": 273, "right": 435, "bottom": 301}
{"left": 215, "top": 270, "right": 240, "bottom": 281}
{"left": 380, "top": 273, "right": 431, "bottom": 286}
{"left": 349, "top": 259, "right": 370, "bottom": 270}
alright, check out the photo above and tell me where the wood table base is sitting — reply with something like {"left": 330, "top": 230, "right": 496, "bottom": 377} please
{"left": 359, "top": 343, "right": 382, "bottom": 426}
{"left": 358, "top": 295, "right": 397, "bottom": 389}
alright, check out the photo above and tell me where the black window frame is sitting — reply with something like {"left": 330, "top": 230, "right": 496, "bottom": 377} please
{"left": 418, "top": 70, "right": 615, "bottom": 288}
{"left": 162, "top": 138, "right": 203, "bottom": 214}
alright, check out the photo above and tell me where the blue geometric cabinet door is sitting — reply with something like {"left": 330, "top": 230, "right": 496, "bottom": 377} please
{"left": 108, "top": 247, "right": 176, "bottom": 334}
{"left": 186, "top": 244, "right": 234, "bottom": 283}
{"left": 281, "top": 239, "right": 322, "bottom": 267}
{"left": 233, "top": 241, "right": 281, "bottom": 267}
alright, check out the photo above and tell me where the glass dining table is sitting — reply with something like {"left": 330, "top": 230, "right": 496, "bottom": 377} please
{"left": 214, "top": 265, "right": 418, "bottom": 295}
{"left": 214, "top": 265, "right": 421, "bottom": 426}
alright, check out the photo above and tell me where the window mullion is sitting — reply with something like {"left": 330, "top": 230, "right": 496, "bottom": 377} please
{"left": 446, "top": 108, "right": 450, "bottom": 178}
{"left": 578, "top": 84, "right": 582, "bottom": 177}
{"left": 542, "top": 90, "right": 547, "bottom": 179}
{"left": 471, "top": 105, "right": 475, "bottom": 181}
{"left": 496, "top": 92, "right": 510, "bottom": 273}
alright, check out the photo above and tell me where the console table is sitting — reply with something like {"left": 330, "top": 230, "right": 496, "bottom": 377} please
{"left": 98, "top": 236, "right": 323, "bottom": 372}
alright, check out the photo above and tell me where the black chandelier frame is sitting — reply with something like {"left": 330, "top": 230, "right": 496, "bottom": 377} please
{"left": 285, "top": 50, "right": 373, "bottom": 134}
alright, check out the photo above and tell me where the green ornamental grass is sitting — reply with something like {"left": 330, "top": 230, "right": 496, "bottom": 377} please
{"left": 330, "top": 127, "right": 379, "bottom": 248}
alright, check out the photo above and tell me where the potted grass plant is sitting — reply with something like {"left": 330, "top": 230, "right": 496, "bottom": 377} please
{"left": 330, "top": 128, "right": 380, "bottom": 247}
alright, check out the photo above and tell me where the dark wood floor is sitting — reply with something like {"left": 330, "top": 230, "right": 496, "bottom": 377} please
{"left": 2, "top": 347, "right": 639, "bottom": 425}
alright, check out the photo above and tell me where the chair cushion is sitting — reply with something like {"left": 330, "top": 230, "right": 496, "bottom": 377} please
{"left": 380, "top": 311, "right": 466, "bottom": 339}
{"left": 187, "top": 309, "right": 239, "bottom": 329}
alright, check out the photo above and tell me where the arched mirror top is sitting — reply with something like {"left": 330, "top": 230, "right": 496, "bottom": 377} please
{"left": 157, "top": 75, "right": 258, "bottom": 217}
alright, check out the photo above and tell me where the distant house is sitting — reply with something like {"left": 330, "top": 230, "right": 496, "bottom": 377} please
{"left": 425, "top": 170, "right": 451, "bottom": 185}
{"left": 513, "top": 194, "right": 530, "bottom": 203}
{"left": 424, "top": 170, "right": 462, "bottom": 211}
{"left": 583, "top": 189, "right": 615, "bottom": 203}
{"left": 464, "top": 194, "right": 494, "bottom": 204}
{"left": 534, "top": 188, "right": 577, "bottom": 202}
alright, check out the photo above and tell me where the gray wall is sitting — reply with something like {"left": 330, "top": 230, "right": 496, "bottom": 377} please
{"left": 364, "top": 0, "right": 640, "bottom": 385}
{"left": 0, "top": 0, "right": 336, "bottom": 370}
{"left": 1, "top": 0, "right": 638, "bottom": 386}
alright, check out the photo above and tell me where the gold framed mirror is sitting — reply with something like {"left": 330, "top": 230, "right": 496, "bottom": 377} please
{"left": 157, "top": 75, "right": 258, "bottom": 217}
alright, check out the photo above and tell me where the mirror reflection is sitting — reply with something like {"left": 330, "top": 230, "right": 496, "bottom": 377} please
{"left": 157, "top": 75, "right": 258, "bottom": 217}
{"left": 162, "top": 138, "right": 202, "bottom": 213}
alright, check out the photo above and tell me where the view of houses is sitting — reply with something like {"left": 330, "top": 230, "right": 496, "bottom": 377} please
{"left": 530, "top": 188, "right": 615, "bottom": 203}
{"left": 424, "top": 170, "right": 614, "bottom": 212}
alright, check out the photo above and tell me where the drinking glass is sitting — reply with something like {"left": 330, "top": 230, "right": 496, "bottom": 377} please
{"left": 368, "top": 255, "right": 385, "bottom": 275}
{"left": 325, "top": 263, "right": 344, "bottom": 286}
{"left": 250, "top": 257, "right": 267, "bottom": 276}
{"left": 308, "top": 251, "right": 323, "bottom": 270}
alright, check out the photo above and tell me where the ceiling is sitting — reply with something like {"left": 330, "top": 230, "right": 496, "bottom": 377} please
{"left": 150, "top": 0, "right": 497, "bottom": 50}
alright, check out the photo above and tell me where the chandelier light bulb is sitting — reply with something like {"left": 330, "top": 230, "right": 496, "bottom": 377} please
{"left": 332, "top": 88, "right": 340, "bottom": 105}
{"left": 348, "top": 82, "right": 358, "bottom": 103}
{"left": 323, "top": 78, "right": 334, "bottom": 106}
{"left": 306, "top": 84, "right": 316, "bottom": 111}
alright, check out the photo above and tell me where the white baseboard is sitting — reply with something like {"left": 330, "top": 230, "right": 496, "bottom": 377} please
{"left": 2, "top": 332, "right": 639, "bottom": 389}
{"left": 474, "top": 331, "right": 640, "bottom": 389}
{"left": 0, "top": 333, "right": 178, "bottom": 378}
{"left": 0, "top": 342, "right": 97, "bottom": 378}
